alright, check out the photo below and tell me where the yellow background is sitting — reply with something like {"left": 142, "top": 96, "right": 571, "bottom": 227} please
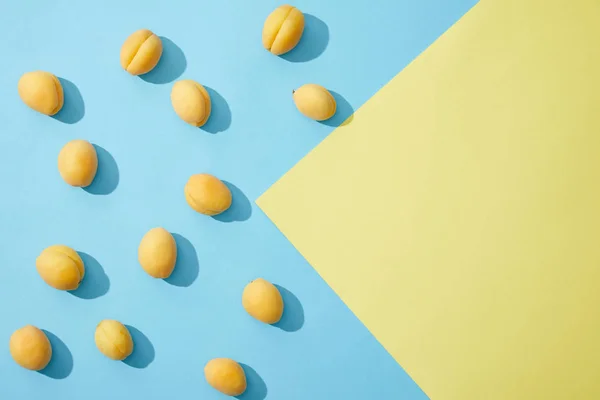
{"left": 258, "top": 0, "right": 600, "bottom": 398}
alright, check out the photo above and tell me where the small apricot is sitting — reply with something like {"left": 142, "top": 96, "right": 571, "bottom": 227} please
{"left": 120, "top": 29, "right": 163, "bottom": 75}
{"left": 242, "top": 278, "right": 284, "bottom": 324}
{"left": 18, "top": 71, "right": 64, "bottom": 116}
{"left": 262, "top": 5, "right": 305, "bottom": 55}
{"left": 57, "top": 139, "right": 98, "bottom": 187}
{"left": 9, "top": 325, "right": 52, "bottom": 371}
{"left": 204, "top": 358, "right": 247, "bottom": 396}
{"left": 293, "top": 84, "right": 337, "bottom": 121}
{"left": 184, "top": 174, "right": 232, "bottom": 216}
{"left": 138, "top": 227, "right": 177, "bottom": 278}
{"left": 94, "top": 320, "right": 133, "bottom": 361}
{"left": 170, "top": 80, "right": 212, "bottom": 127}
{"left": 36, "top": 245, "right": 85, "bottom": 291}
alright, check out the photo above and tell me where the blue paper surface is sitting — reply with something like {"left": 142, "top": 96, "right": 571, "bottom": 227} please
{"left": 0, "top": 0, "right": 475, "bottom": 398}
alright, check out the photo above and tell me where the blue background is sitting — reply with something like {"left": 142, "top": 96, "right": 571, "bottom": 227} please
{"left": 0, "top": 0, "right": 475, "bottom": 398}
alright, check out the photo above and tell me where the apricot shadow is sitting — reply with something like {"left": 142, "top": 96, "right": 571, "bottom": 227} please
{"left": 53, "top": 78, "right": 84, "bottom": 124}
{"left": 236, "top": 363, "right": 267, "bottom": 400}
{"left": 164, "top": 233, "right": 199, "bottom": 287}
{"left": 200, "top": 86, "right": 231, "bottom": 134}
{"left": 320, "top": 91, "right": 355, "bottom": 127}
{"left": 212, "top": 181, "right": 252, "bottom": 223}
{"left": 83, "top": 145, "right": 119, "bottom": 195}
{"left": 69, "top": 252, "right": 110, "bottom": 299}
{"left": 273, "top": 285, "right": 304, "bottom": 332}
{"left": 123, "top": 325, "right": 155, "bottom": 369}
{"left": 281, "top": 14, "right": 329, "bottom": 62}
{"left": 39, "top": 330, "right": 73, "bottom": 379}
{"left": 140, "top": 37, "right": 186, "bottom": 84}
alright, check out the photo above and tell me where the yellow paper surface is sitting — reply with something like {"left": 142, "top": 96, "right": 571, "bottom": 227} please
{"left": 258, "top": 0, "right": 600, "bottom": 398}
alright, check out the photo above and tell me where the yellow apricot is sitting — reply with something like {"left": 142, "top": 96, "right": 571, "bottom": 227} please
{"left": 262, "top": 5, "right": 305, "bottom": 55}
{"left": 138, "top": 227, "right": 177, "bottom": 278}
{"left": 242, "top": 278, "right": 284, "bottom": 324}
{"left": 9, "top": 325, "right": 52, "bottom": 371}
{"left": 170, "top": 80, "right": 212, "bottom": 127}
{"left": 18, "top": 71, "right": 64, "bottom": 116}
{"left": 204, "top": 358, "right": 247, "bottom": 396}
{"left": 293, "top": 83, "right": 337, "bottom": 121}
{"left": 36, "top": 245, "right": 85, "bottom": 291}
{"left": 120, "top": 29, "right": 163, "bottom": 75}
{"left": 184, "top": 174, "right": 232, "bottom": 216}
{"left": 57, "top": 139, "right": 98, "bottom": 187}
{"left": 94, "top": 320, "right": 133, "bottom": 361}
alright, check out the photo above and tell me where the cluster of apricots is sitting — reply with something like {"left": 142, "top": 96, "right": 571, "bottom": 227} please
{"left": 11, "top": 4, "right": 329, "bottom": 397}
